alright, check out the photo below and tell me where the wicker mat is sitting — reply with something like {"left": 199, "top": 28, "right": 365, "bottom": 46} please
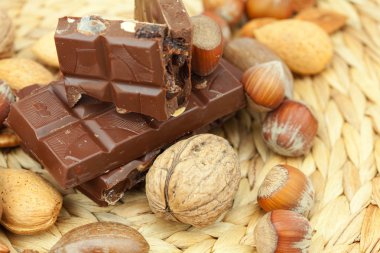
{"left": 0, "top": 0, "right": 380, "bottom": 252}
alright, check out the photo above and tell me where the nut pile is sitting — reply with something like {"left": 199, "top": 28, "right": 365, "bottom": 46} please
{"left": 0, "top": 0, "right": 349, "bottom": 252}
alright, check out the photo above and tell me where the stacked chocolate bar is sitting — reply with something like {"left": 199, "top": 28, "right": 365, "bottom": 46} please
{"left": 7, "top": 0, "right": 246, "bottom": 206}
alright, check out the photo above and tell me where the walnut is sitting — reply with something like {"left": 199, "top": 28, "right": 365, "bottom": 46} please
{"left": 0, "top": 10, "right": 15, "bottom": 59}
{"left": 146, "top": 134, "right": 240, "bottom": 227}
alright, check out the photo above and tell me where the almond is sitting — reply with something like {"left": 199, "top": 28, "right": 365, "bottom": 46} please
{"left": 295, "top": 8, "right": 347, "bottom": 34}
{"left": 238, "top": 18, "right": 277, "bottom": 38}
{"left": 292, "top": 0, "right": 316, "bottom": 12}
{"left": 0, "top": 58, "right": 54, "bottom": 90}
{"left": 0, "top": 129, "right": 20, "bottom": 148}
{"left": 0, "top": 10, "right": 14, "bottom": 59}
{"left": 254, "top": 20, "right": 333, "bottom": 75}
{"left": 32, "top": 31, "right": 59, "bottom": 68}
{"left": 0, "top": 169, "right": 62, "bottom": 234}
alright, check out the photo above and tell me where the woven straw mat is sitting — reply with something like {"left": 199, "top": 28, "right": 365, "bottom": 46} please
{"left": 1, "top": 0, "right": 380, "bottom": 252}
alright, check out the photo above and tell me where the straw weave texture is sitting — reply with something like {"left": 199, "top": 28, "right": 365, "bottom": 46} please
{"left": 0, "top": 0, "right": 380, "bottom": 252}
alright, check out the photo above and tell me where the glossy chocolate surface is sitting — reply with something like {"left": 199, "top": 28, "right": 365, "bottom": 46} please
{"left": 8, "top": 60, "right": 245, "bottom": 188}
{"left": 55, "top": 13, "right": 192, "bottom": 121}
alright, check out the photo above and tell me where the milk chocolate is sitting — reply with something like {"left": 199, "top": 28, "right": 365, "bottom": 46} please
{"left": 55, "top": 14, "right": 192, "bottom": 121}
{"left": 78, "top": 150, "right": 160, "bottom": 206}
{"left": 77, "top": 118, "right": 230, "bottom": 206}
{"left": 8, "top": 60, "right": 245, "bottom": 188}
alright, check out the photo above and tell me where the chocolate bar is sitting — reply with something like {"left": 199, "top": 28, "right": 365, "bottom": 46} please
{"left": 77, "top": 115, "right": 235, "bottom": 206}
{"left": 8, "top": 59, "right": 245, "bottom": 189}
{"left": 55, "top": 14, "right": 192, "bottom": 121}
{"left": 78, "top": 150, "right": 160, "bottom": 206}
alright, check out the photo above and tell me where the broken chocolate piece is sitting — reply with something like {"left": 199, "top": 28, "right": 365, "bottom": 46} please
{"left": 8, "top": 60, "right": 245, "bottom": 189}
{"left": 135, "top": 0, "right": 193, "bottom": 111}
{"left": 55, "top": 15, "right": 191, "bottom": 121}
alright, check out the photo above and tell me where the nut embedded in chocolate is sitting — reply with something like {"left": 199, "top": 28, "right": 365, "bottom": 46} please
{"left": 8, "top": 60, "right": 246, "bottom": 188}
{"left": 55, "top": 13, "right": 191, "bottom": 121}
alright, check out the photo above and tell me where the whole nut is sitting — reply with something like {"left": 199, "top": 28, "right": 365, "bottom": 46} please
{"left": 224, "top": 38, "right": 293, "bottom": 98}
{"left": 49, "top": 222, "right": 149, "bottom": 253}
{"left": 0, "top": 242, "right": 9, "bottom": 253}
{"left": 0, "top": 10, "right": 15, "bottom": 59}
{"left": 254, "top": 19, "right": 333, "bottom": 75}
{"left": 0, "top": 169, "right": 62, "bottom": 234}
{"left": 0, "top": 58, "right": 54, "bottom": 90}
{"left": 255, "top": 210, "right": 312, "bottom": 253}
{"left": 242, "top": 61, "right": 289, "bottom": 112}
{"left": 0, "top": 80, "right": 15, "bottom": 126}
{"left": 292, "top": 0, "right": 316, "bottom": 12}
{"left": 0, "top": 129, "right": 21, "bottom": 148}
{"left": 32, "top": 32, "right": 59, "bottom": 68}
{"left": 295, "top": 8, "right": 347, "bottom": 34}
{"left": 202, "top": 0, "right": 244, "bottom": 25}
{"left": 262, "top": 100, "right": 318, "bottom": 157}
{"left": 246, "top": 0, "right": 293, "bottom": 19}
{"left": 258, "top": 164, "right": 315, "bottom": 214}
{"left": 238, "top": 18, "right": 276, "bottom": 38}
{"left": 146, "top": 134, "right": 240, "bottom": 227}
{"left": 191, "top": 15, "right": 224, "bottom": 76}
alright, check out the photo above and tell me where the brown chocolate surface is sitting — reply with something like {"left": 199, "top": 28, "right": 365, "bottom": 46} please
{"left": 77, "top": 60, "right": 244, "bottom": 206}
{"left": 78, "top": 150, "right": 160, "bottom": 206}
{"left": 55, "top": 14, "right": 192, "bottom": 121}
{"left": 8, "top": 59, "right": 245, "bottom": 189}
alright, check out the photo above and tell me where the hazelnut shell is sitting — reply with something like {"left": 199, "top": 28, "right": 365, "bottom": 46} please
{"left": 258, "top": 164, "right": 315, "bottom": 214}
{"left": 262, "top": 100, "right": 318, "bottom": 157}
{"left": 255, "top": 210, "right": 312, "bottom": 253}
{"left": 242, "top": 61, "right": 287, "bottom": 112}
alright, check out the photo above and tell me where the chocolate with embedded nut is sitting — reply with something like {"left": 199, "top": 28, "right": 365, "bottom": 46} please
{"left": 55, "top": 14, "right": 192, "bottom": 121}
{"left": 8, "top": 59, "right": 245, "bottom": 188}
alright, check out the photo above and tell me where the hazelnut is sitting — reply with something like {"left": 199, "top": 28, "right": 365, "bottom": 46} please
{"left": 255, "top": 210, "right": 312, "bottom": 253}
{"left": 0, "top": 242, "right": 9, "bottom": 253}
{"left": 224, "top": 38, "right": 293, "bottom": 98}
{"left": 202, "top": 0, "right": 244, "bottom": 25}
{"left": 262, "top": 100, "right": 318, "bottom": 157}
{"left": 146, "top": 134, "right": 240, "bottom": 227}
{"left": 203, "top": 11, "right": 231, "bottom": 41}
{"left": 191, "top": 15, "right": 224, "bottom": 76}
{"left": 0, "top": 80, "right": 15, "bottom": 126}
{"left": 246, "top": 0, "right": 293, "bottom": 19}
{"left": 258, "top": 164, "right": 314, "bottom": 214}
{"left": 242, "top": 61, "right": 289, "bottom": 112}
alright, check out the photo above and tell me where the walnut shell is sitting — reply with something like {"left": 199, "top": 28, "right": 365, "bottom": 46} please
{"left": 0, "top": 10, "right": 15, "bottom": 59}
{"left": 0, "top": 169, "right": 62, "bottom": 234}
{"left": 146, "top": 134, "right": 240, "bottom": 227}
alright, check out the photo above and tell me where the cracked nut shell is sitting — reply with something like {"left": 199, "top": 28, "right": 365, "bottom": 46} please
{"left": 146, "top": 134, "right": 240, "bottom": 227}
